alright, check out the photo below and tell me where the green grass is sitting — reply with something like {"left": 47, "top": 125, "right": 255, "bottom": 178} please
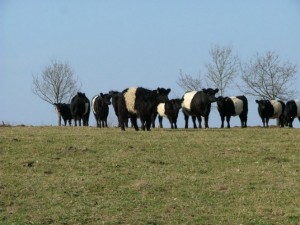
{"left": 0, "top": 126, "right": 300, "bottom": 224}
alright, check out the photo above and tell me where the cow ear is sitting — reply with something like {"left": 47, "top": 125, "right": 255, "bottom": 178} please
{"left": 167, "top": 88, "right": 171, "bottom": 94}
{"left": 100, "top": 93, "right": 104, "bottom": 97}
{"left": 255, "top": 100, "right": 259, "bottom": 104}
{"left": 157, "top": 88, "right": 161, "bottom": 94}
{"left": 202, "top": 88, "right": 207, "bottom": 94}
{"left": 215, "top": 88, "right": 219, "bottom": 93}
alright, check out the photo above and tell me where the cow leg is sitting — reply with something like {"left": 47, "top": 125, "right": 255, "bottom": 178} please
{"left": 265, "top": 118, "right": 269, "bottom": 128}
{"left": 151, "top": 112, "right": 157, "bottom": 128}
{"left": 279, "top": 116, "right": 284, "bottom": 127}
{"left": 119, "top": 115, "right": 126, "bottom": 131}
{"left": 261, "top": 118, "right": 265, "bottom": 127}
{"left": 289, "top": 117, "right": 294, "bottom": 128}
{"left": 220, "top": 115, "right": 225, "bottom": 128}
{"left": 131, "top": 115, "right": 139, "bottom": 131}
{"left": 183, "top": 112, "right": 189, "bottom": 129}
{"left": 145, "top": 116, "right": 152, "bottom": 131}
{"left": 158, "top": 116, "right": 163, "bottom": 128}
{"left": 203, "top": 115, "right": 209, "bottom": 128}
{"left": 168, "top": 117, "right": 174, "bottom": 129}
{"left": 239, "top": 115, "right": 244, "bottom": 128}
{"left": 140, "top": 116, "right": 146, "bottom": 131}
{"left": 226, "top": 116, "right": 231, "bottom": 128}
{"left": 240, "top": 114, "right": 247, "bottom": 128}
{"left": 192, "top": 116, "right": 197, "bottom": 128}
{"left": 119, "top": 116, "right": 125, "bottom": 131}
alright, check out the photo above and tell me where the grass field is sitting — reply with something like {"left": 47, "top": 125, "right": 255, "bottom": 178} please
{"left": 0, "top": 126, "right": 300, "bottom": 224}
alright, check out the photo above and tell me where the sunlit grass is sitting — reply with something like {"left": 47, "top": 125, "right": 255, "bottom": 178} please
{"left": 0, "top": 126, "right": 300, "bottom": 224}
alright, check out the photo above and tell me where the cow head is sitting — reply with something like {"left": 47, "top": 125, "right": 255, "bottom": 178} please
{"left": 100, "top": 92, "right": 112, "bottom": 105}
{"left": 156, "top": 87, "right": 171, "bottom": 103}
{"left": 256, "top": 100, "right": 271, "bottom": 110}
{"left": 109, "top": 90, "right": 121, "bottom": 106}
{"left": 217, "top": 96, "right": 232, "bottom": 106}
{"left": 54, "top": 103, "right": 70, "bottom": 116}
{"left": 54, "top": 103, "right": 64, "bottom": 113}
{"left": 202, "top": 88, "right": 219, "bottom": 102}
{"left": 171, "top": 98, "right": 183, "bottom": 110}
{"left": 216, "top": 96, "right": 225, "bottom": 107}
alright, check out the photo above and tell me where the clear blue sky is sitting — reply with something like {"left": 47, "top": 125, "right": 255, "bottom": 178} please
{"left": 1, "top": 0, "right": 300, "bottom": 127}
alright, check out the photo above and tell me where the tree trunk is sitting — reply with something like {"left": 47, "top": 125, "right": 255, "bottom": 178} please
{"left": 58, "top": 115, "right": 62, "bottom": 126}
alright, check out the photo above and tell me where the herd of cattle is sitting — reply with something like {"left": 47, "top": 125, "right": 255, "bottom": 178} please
{"left": 54, "top": 87, "right": 300, "bottom": 130}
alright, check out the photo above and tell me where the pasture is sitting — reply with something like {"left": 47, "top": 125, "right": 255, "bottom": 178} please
{"left": 0, "top": 126, "right": 300, "bottom": 224}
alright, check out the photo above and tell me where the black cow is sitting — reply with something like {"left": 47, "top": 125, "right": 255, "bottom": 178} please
{"left": 118, "top": 87, "right": 171, "bottom": 131}
{"left": 155, "top": 98, "right": 183, "bottom": 129}
{"left": 217, "top": 95, "right": 248, "bottom": 128}
{"left": 256, "top": 99, "right": 285, "bottom": 128}
{"left": 182, "top": 88, "right": 219, "bottom": 128}
{"left": 54, "top": 103, "right": 72, "bottom": 126}
{"left": 109, "top": 90, "right": 129, "bottom": 128}
{"left": 92, "top": 93, "right": 112, "bottom": 128}
{"left": 70, "top": 92, "right": 90, "bottom": 126}
{"left": 284, "top": 100, "right": 300, "bottom": 127}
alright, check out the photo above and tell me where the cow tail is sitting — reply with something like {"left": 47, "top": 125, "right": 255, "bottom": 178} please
{"left": 84, "top": 102, "right": 89, "bottom": 115}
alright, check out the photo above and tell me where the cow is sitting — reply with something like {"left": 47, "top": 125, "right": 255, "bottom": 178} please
{"left": 91, "top": 93, "right": 112, "bottom": 128}
{"left": 118, "top": 87, "right": 171, "bottom": 131}
{"left": 54, "top": 103, "right": 72, "bottom": 126}
{"left": 255, "top": 99, "right": 285, "bottom": 128}
{"left": 283, "top": 100, "right": 300, "bottom": 127}
{"left": 154, "top": 98, "right": 183, "bottom": 129}
{"left": 216, "top": 95, "right": 248, "bottom": 128}
{"left": 70, "top": 92, "right": 90, "bottom": 126}
{"left": 109, "top": 90, "right": 129, "bottom": 128}
{"left": 181, "top": 88, "right": 219, "bottom": 128}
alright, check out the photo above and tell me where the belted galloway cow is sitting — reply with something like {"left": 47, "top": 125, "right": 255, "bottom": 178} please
{"left": 153, "top": 98, "right": 183, "bottom": 129}
{"left": 284, "top": 100, "right": 300, "bottom": 127}
{"left": 92, "top": 93, "right": 112, "bottom": 128}
{"left": 118, "top": 87, "right": 171, "bottom": 131}
{"left": 70, "top": 92, "right": 90, "bottom": 126}
{"left": 182, "top": 88, "right": 219, "bottom": 128}
{"left": 217, "top": 95, "right": 248, "bottom": 128}
{"left": 54, "top": 103, "right": 72, "bottom": 126}
{"left": 256, "top": 99, "right": 285, "bottom": 127}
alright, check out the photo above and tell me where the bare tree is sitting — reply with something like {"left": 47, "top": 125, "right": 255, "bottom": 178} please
{"left": 177, "top": 69, "right": 203, "bottom": 91}
{"left": 205, "top": 44, "right": 239, "bottom": 96}
{"left": 239, "top": 51, "right": 297, "bottom": 101}
{"left": 32, "top": 60, "right": 80, "bottom": 125}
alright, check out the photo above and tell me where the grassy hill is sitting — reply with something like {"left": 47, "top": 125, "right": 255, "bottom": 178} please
{"left": 0, "top": 126, "right": 300, "bottom": 224}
